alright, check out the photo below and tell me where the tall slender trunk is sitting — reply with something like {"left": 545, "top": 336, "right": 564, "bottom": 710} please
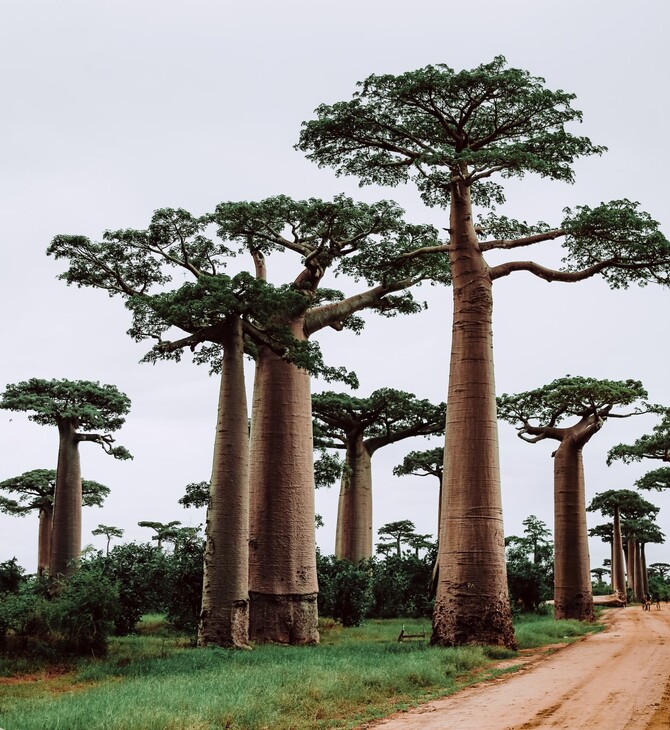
{"left": 335, "top": 434, "right": 372, "bottom": 562}
{"left": 640, "top": 543, "right": 649, "bottom": 597}
{"left": 634, "top": 542, "right": 645, "bottom": 601}
{"left": 627, "top": 539, "right": 637, "bottom": 596}
{"left": 37, "top": 506, "right": 53, "bottom": 577}
{"left": 553, "top": 438, "right": 594, "bottom": 621}
{"left": 198, "top": 317, "right": 250, "bottom": 648}
{"left": 49, "top": 420, "right": 82, "bottom": 580}
{"left": 612, "top": 507, "right": 626, "bottom": 602}
{"left": 248, "top": 320, "right": 319, "bottom": 644}
{"left": 432, "top": 183, "right": 515, "bottom": 648}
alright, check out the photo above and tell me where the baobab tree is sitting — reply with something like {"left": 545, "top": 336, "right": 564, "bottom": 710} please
{"left": 0, "top": 379, "right": 131, "bottom": 580}
{"left": 212, "top": 197, "right": 445, "bottom": 644}
{"left": 50, "top": 198, "right": 446, "bottom": 645}
{"left": 497, "top": 376, "right": 648, "bottom": 620}
{"left": 137, "top": 520, "right": 183, "bottom": 550}
{"left": 394, "top": 447, "right": 444, "bottom": 531}
{"left": 0, "top": 469, "right": 109, "bottom": 575}
{"left": 588, "top": 489, "right": 659, "bottom": 602}
{"left": 312, "top": 388, "right": 445, "bottom": 561}
{"left": 298, "top": 56, "right": 670, "bottom": 646}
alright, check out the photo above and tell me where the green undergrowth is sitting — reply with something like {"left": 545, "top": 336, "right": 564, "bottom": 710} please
{"left": 0, "top": 612, "right": 603, "bottom": 730}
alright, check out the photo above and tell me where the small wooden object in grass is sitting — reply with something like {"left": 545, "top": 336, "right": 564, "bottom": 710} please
{"left": 397, "top": 624, "right": 427, "bottom": 642}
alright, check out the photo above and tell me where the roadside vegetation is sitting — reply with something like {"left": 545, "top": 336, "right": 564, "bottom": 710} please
{"left": 0, "top": 611, "right": 599, "bottom": 730}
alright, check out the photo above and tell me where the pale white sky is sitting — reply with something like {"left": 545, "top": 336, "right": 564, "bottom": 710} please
{"left": 1, "top": 0, "right": 669, "bottom": 576}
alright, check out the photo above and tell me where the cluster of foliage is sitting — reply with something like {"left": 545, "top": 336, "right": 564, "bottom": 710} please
{"left": 505, "top": 516, "right": 554, "bottom": 612}
{"left": 317, "top": 548, "right": 436, "bottom": 626}
{"left": 0, "top": 536, "right": 205, "bottom": 655}
{"left": 0, "top": 565, "right": 120, "bottom": 656}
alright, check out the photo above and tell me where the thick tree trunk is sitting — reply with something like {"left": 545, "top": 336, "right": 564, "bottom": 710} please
{"left": 432, "top": 183, "right": 515, "bottom": 649}
{"left": 334, "top": 435, "right": 373, "bottom": 562}
{"left": 553, "top": 438, "right": 594, "bottom": 621}
{"left": 641, "top": 543, "right": 649, "bottom": 598}
{"left": 612, "top": 507, "right": 626, "bottom": 602}
{"left": 49, "top": 420, "right": 82, "bottom": 580}
{"left": 37, "top": 506, "right": 52, "bottom": 577}
{"left": 198, "top": 318, "right": 250, "bottom": 648}
{"left": 248, "top": 321, "right": 319, "bottom": 645}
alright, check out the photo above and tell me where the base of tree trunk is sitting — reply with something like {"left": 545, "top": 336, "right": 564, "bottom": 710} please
{"left": 431, "top": 595, "right": 517, "bottom": 649}
{"left": 197, "top": 599, "right": 250, "bottom": 649}
{"left": 553, "top": 593, "right": 595, "bottom": 621}
{"left": 249, "top": 591, "right": 319, "bottom": 645}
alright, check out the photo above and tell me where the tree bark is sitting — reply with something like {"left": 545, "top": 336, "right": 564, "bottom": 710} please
{"left": 248, "top": 319, "right": 319, "bottom": 644}
{"left": 334, "top": 434, "right": 373, "bottom": 562}
{"left": 612, "top": 506, "right": 627, "bottom": 602}
{"left": 432, "top": 181, "right": 516, "bottom": 649}
{"left": 37, "top": 506, "right": 52, "bottom": 577}
{"left": 198, "top": 317, "right": 251, "bottom": 648}
{"left": 49, "top": 419, "right": 82, "bottom": 580}
{"left": 553, "top": 437, "right": 594, "bottom": 621}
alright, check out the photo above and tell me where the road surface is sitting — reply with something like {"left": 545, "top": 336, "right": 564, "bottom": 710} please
{"left": 367, "top": 606, "right": 670, "bottom": 730}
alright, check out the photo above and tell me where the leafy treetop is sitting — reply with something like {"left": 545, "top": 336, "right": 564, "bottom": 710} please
{"left": 298, "top": 57, "right": 670, "bottom": 289}
{"left": 497, "top": 376, "right": 649, "bottom": 443}
{"left": 636, "top": 467, "right": 670, "bottom": 491}
{"left": 312, "top": 388, "right": 446, "bottom": 456}
{"left": 0, "top": 379, "right": 131, "bottom": 459}
{"left": 393, "top": 447, "right": 444, "bottom": 483}
{"left": 608, "top": 413, "right": 670, "bottom": 464}
{"left": 587, "top": 489, "right": 660, "bottom": 520}
{"left": 0, "top": 469, "right": 109, "bottom": 516}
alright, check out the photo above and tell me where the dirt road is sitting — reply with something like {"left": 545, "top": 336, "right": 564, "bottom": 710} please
{"left": 367, "top": 607, "right": 670, "bottom": 730}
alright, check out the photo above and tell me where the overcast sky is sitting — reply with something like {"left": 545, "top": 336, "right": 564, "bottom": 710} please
{"left": 1, "top": 0, "right": 669, "bottom": 576}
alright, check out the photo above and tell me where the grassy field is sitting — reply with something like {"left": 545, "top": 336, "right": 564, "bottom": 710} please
{"left": 0, "top": 613, "right": 601, "bottom": 730}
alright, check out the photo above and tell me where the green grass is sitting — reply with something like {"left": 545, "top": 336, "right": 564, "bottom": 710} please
{"left": 0, "top": 613, "right": 602, "bottom": 730}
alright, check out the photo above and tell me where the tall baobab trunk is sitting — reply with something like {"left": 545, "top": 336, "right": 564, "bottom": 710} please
{"left": 627, "top": 539, "right": 637, "bottom": 597}
{"left": 49, "top": 419, "right": 82, "bottom": 580}
{"left": 553, "top": 437, "right": 594, "bottom": 621}
{"left": 432, "top": 182, "right": 516, "bottom": 649}
{"left": 640, "top": 543, "right": 649, "bottom": 598}
{"left": 198, "top": 318, "right": 250, "bottom": 648}
{"left": 37, "top": 506, "right": 53, "bottom": 577}
{"left": 612, "top": 506, "right": 626, "bottom": 602}
{"left": 634, "top": 542, "right": 646, "bottom": 601}
{"left": 248, "top": 321, "right": 319, "bottom": 645}
{"left": 335, "top": 434, "right": 372, "bottom": 562}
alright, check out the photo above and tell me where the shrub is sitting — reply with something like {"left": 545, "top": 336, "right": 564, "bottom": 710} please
{"left": 162, "top": 534, "right": 204, "bottom": 638}
{"left": 51, "top": 565, "right": 120, "bottom": 655}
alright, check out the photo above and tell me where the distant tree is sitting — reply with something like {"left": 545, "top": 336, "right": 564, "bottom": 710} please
{"left": 312, "top": 389, "right": 445, "bottom": 561}
{"left": 590, "top": 567, "right": 611, "bottom": 595}
{"left": 498, "top": 376, "right": 648, "bottom": 620}
{"left": 298, "top": 56, "right": 670, "bottom": 648}
{"left": 92, "top": 525, "right": 124, "bottom": 556}
{"left": 394, "top": 447, "right": 444, "bottom": 530}
{"left": 0, "top": 379, "right": 131, "bottom": 580}
{"left": 0, "top": 469, "right": 109, "bottom": 575}
{"left": 649, "top": 562, "right": 670, "bottom": 580}
{"left": 376, "top": 520, "right": 420, "bottom": 558}
{"left": 621, "top": 518, "right": 664, "bottom": 600}
{"left": 505, "top": 515, "right": 554, "bottom": 611}
{"left": 588, "top": 489, "right": 658, "bottom": 601}
{"left": 137, "top": 521, "right": 182, "bottom": 551}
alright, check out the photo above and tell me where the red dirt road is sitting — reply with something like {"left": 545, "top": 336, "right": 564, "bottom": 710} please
{"left": 367, "top": 607, "right": 670, "bottom": 730}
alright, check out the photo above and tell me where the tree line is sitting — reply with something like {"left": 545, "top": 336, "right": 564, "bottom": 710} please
{"left": 2, "top": 56, "right": 670, "bottom": 651}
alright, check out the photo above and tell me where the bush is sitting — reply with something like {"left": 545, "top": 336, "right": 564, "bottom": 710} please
{"left": 162, "top": 535, "right": 204, "bottom": 638}
{"left": 86, "top": 543, "right": 170, "bottom": 635}
{"left": 370, "top": 555, "right": 434, "bottom": 619}
{"left": 51, "top": 566, "right": 120, "bottom": 655}
{"left": 0, "top": 558, "right": 25, "bottom": 595}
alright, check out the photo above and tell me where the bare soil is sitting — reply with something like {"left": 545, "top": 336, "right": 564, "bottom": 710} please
{"left": 366, "top": 606, "right": 670, "bottom": 730}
